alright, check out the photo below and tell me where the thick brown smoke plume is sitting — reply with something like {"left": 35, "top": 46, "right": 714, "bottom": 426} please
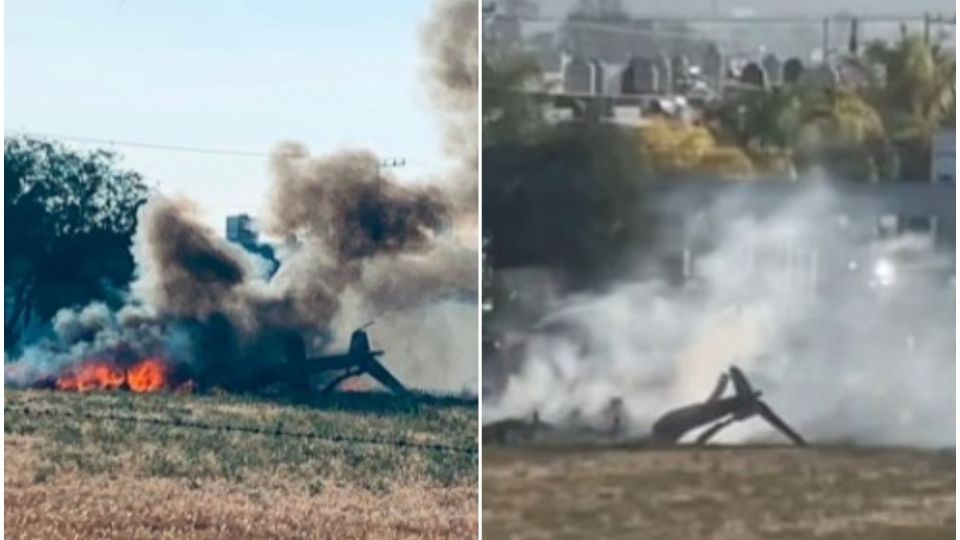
{"left": 129, "top": 197, "right": 329, "bottom": 335}
{"left": 266, "top": 145, "right": 451, "bottom": 262}
{"left": 9, "top": 0, "right": 479, "bottom": 393}
{"left": 132, "top": 197, "right": 252, "bottom": 321}
{"left": 263, "top": 143, "right": 477, "bottom": 349}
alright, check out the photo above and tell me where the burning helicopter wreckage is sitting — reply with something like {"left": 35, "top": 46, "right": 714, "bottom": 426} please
{"left": 7, "top": 148, "right": 478, "bottom": 398}
{"left": 484, "top": 365, "right": 806, "bottom": 447}
{"left": 5, "top": 0, "right": 480, "bottom": 398}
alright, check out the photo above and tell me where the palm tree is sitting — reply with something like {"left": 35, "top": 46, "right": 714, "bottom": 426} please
{"left": 481, "top": 52, "right": 546, "bottom": 146}
{"left": 864, "top": 36, "right": 955, "bottom": 179}
{"left": 792, "top": 88, "right": 894, "bottom": 181}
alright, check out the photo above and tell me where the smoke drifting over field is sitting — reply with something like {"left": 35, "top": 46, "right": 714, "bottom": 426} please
{"left": 7, "top": 0, "right": 478, "bottom": 394}
{"left": 487, "top": 184, "right": 955, "bottom": 447}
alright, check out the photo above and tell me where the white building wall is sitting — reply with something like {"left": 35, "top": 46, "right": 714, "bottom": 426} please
{"left": 932, "top": 130, "right": 955, "bottom": 184}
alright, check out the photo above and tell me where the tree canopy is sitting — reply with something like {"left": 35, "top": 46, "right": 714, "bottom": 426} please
{"left": 484, "top": 121, "right": 650, "bottom": 287}
{"left": 864, "top": 36, "right": 955, "bottom": 178}
{"left": 482, "top": 51, "right": 546, "bottom": 146}
{"left": 706, "top": 35, "right": 954, "bottom": 181}
{"left": 481, "top": 34, "right": 955, "bottom": 293}
{"left": 483, "top": 50, "right": 658, "bottom": 287}
{"left": 5, "top": 137, "right": 149, "bottom": 351}
{"left": 637, "top": 119, "right": 755, "bottom": 180}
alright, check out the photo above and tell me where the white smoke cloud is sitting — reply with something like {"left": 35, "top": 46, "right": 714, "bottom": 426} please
{"left": 487, "top": 183, "right": 955, "bottom": 447}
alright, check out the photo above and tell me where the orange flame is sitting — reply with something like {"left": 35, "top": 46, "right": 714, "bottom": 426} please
{"left": 127, "top": 358, "right": 168, "bottom": 393}
{"left": 56, "top": 361, "right": 125, "bottom": 392}
{"left": 55, "top": 358, "right": 171, "bottom": 393}
{"left": 339, "top": 375, "right": 371, "bottom": 392}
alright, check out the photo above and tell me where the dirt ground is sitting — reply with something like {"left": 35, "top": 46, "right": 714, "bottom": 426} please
{"left": 483, "top": 445, "right": 954, "bottom": 540}
{"left": 5, "top": 389, "right": 478, "bottom": 539}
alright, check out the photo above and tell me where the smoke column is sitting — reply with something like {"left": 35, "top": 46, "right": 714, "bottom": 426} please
{"left": 263, "top": 141, "right": 478, "bottom": 392}
{"left": 422, "top": 0, "right": 479, "bottom": 231}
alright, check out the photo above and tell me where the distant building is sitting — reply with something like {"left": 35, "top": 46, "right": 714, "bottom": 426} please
{"left": 226, "top": 214, "right": 258, "bottom": 245}
{"left": 702, "top": 44, "right": 724, "bottom": 91}
{"left": 795, "top": 57, "right": 875, "bottom": 91}
{"left": 762, "top": 53, "right": 782, "bottom": 86}
{"left": 782, "top": 57, "right": 805, "bottom": 85}
{"left": 621, "top": 55, "right": 660, "bottom": 95}
{"left": 740, "top": 62, "right": 767, "bottom": 88}
{"left": 225, "top": 214, "right": 279, "bottom": 276}
{"left": 797, "top": 63, "right": 840, "bottom": 89}
{"left": 561, "top": 53, "right": 604, "bottom": 94}
{"left": 932, "top": 130, "right": 955, "bottom": 184}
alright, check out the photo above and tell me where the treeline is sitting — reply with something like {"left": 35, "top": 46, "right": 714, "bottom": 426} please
{"left": 707, "top": 36, "right": 954, "bottom": 182}
{"left": 5, "top": 137, "right": 148, "bottom": 352}
{"left": 482, "top": 34, "right": 955, "bottom": 288}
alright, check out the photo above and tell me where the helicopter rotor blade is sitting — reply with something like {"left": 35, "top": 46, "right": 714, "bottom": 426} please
{"left": 695, "top": 417, "right": 735, "bottom": 445}
{"left": 729, "top": 365, "right": 755, "bottom": 399}
{"left": 757, "top": 400, "right": 806, "bottom": 446}
{"left": 706, "top": 373, "right": 729, "bottom": 403}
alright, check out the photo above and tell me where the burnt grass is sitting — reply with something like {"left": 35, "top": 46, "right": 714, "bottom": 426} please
{"left": 483, "top": 445, "right": 955, "bottom": 540}
{"left": 5, "top": 389, "right": 478, "bottom": 539}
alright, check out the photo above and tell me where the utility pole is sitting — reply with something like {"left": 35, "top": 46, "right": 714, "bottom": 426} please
{"left": 821, "top": 18, "right": 831, "bottom": 63}
{"left": 376, "top": 157, "right": 407, "bottom": 177}
{"left": 374, "top": 157, "right": 407, "bottom": 202}
{"left": 848, "top": 17, "right": 859, "bottom": 55}
{"left": 924, "top": 14, "right": 958, "bottom": 46}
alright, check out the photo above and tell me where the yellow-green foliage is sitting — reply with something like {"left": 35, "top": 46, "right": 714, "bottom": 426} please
{"left": 637, "top": 119, "right": 755, "bottom": 179}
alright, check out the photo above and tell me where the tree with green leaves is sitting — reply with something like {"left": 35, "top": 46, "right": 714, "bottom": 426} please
{"left": 791, "top": 87, "right": 896, "bottom": 181}
{"left": 864, "top": 35, "right": 955, "bottom": 179}
{"left": 482, "top": 51, "right": 546, "bottom": 146}
{"left": 5, "top": 137, "right": 148, "bottom": 352}
{"left": 483, "top": 47, "right": 654, "bottom": 288}
{"left": 709, "top": 85, "right": 895, "bottom": 181}
{"left": 484, "top": 120, "right": 651, "bottom": 288}
{"left": 709, "top": 87, "right": 801, "bottom": 150}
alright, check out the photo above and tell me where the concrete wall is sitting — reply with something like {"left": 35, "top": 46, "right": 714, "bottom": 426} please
{"left": 932, "top": 131, "right": 955, "bottom": 184}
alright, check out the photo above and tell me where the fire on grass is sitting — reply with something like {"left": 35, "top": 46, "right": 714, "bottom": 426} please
{"left": 53, "top": 357, "right": 188, "bottom": 393}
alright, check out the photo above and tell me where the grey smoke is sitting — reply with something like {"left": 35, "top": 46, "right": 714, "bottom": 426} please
{"left": 52, "top": 302, "right": 114, "bottom": 344}
{"left": 6, "top": 300, "right": 176, "bottom": 385}
{"left": 422, "top": 0, "right": 479, "bottom": 215}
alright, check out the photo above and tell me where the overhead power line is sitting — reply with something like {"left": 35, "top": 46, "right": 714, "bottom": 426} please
{"left": 487, "top": 12, "right": 955, "bottom": 25}
{"left": 4, "top": 130, "right": 413, "bottom": 168}
{"left": 6, "top": 130, "right": 269, "bottom": 157}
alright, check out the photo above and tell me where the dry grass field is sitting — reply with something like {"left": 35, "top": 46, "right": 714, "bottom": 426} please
{"left": 483, "top": 445, "right": 954, "bottom": 540}
{"left": 5, "top": 389, "right": 477, "bottom": 539}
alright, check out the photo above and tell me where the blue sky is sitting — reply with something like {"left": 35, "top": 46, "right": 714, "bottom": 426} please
{"left": 6, "top": 0, "right": 447, "bottom": 230}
